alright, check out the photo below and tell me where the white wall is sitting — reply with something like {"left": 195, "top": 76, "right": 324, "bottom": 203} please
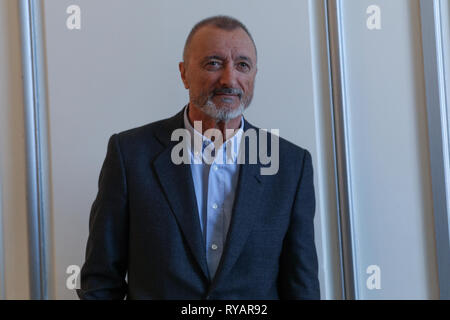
{"left": 341, "top": 0, "right": 439, "bottom": 298}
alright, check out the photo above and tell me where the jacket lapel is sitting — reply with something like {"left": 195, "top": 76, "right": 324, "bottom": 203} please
{"left": 152, "top": 108, "right": 210, "bottom": 281}
{"left": 208, "top": 119, "right": 268, "bottom": 291}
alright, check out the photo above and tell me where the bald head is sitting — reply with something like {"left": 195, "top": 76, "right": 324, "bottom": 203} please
{"left": 183, "top": 15, "right": 257, "bottom": 66}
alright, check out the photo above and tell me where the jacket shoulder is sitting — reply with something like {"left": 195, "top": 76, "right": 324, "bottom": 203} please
{"left": 115, "top": 108, "right": 184, "bottom": 145}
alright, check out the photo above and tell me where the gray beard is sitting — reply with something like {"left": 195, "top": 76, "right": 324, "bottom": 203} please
{"left": 199, "top": 99, "right": 246, "bottom": 122}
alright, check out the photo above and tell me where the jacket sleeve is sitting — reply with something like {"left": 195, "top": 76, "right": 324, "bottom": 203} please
{"left": 278, "top": 149, "right": 320, "bottom": 299}
{"left": 77, "top": 134, "right": 129, "bottom": 300}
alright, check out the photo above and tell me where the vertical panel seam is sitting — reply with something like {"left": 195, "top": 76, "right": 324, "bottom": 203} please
{"left": 324, "top": 0, "right": 359, "bottom": 300}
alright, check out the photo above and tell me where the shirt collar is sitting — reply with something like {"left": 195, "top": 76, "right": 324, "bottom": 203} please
{"left": 183, "top": 104, "right": 244, "bottom": 164}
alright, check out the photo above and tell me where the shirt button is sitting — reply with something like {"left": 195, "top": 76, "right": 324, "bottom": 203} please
{"left": 213, "top": 165, "right": 219, "bottom": 171}
{"left": 212, "top": 203, "right": 218, "bottom": 209}
{"left": 211, "top": 244, "right": 218, "bottom": 250}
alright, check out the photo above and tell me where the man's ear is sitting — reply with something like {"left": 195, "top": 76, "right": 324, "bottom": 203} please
{"left": 179, "top": 62, "right": 189, "bottom": 89}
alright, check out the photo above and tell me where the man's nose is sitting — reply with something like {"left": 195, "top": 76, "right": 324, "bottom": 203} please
{"left": 218, "top": 64, "right": 238, "bottom": 88}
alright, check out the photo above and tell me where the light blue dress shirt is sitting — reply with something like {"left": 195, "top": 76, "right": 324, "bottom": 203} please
{"left": 183, "top": 105, "right": 243, "bottom": 279}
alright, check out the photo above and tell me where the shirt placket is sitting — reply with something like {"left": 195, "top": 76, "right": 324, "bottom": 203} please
{"left": 204, "top": 140, "right": 225, "bottom": 278}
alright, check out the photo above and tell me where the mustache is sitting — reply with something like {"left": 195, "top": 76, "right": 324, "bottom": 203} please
{"left": 212, "top": 88, "right": 243, "bottom": 97}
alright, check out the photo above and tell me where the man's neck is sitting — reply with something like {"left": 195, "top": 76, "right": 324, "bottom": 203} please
{"left": 187, "top": 103, "right": 242, "bottom": 142}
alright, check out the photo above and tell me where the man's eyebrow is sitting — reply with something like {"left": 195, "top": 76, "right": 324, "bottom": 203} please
{"left": 202, "top": 55, "right": 225, "bottom": 62}
{"left": 237, "top": 55, "right": 251, "bottom": 61}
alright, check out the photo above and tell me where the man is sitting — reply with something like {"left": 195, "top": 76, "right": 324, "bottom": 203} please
{"left": 77, "top": 15, "right": 319, "bottom": 300}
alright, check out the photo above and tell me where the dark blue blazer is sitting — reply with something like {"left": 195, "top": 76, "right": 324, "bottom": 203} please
{"left": 77, "top": 107, "right": 320, "bottom": 300}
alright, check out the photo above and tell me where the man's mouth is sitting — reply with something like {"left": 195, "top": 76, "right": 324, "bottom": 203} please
{"left": 213, "top": 88, "right": 242, "bottom": 99}
{"left": 215, "top": 93, "right": 238, "bottom": 97}
{"left": 213, "top": 94, "right": 242, "bottom": 102}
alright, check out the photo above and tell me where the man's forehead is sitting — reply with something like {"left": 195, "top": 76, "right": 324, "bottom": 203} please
{"left": 189, "top": 26, "right": 256, "bottom": 58}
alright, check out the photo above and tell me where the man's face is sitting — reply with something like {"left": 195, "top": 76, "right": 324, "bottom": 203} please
{"left": 179, "top": 26, "right": 257, "bottom": 122}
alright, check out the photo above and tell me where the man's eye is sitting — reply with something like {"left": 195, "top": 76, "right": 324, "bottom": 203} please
{"left": 204, "top": 61, "right": 222, "bottom": 70}
{"left": 238, "top": 62, "right": 250, "bottom": 70}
